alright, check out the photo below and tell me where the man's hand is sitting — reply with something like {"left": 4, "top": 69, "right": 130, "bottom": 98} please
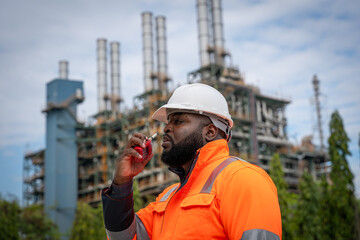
{"left": 113, "top": 132, "right": 153, "bottom": 185}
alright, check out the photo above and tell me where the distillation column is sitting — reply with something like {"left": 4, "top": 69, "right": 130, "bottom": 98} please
{"left": 196, "top": 0, "right": 211, "bottom": 67}
{"left": 110, "top": 41, "right": 121, "bottom": 112}
{"left": 155, "top": 16, "right": 169, "bottom": 94}
{"left": 142, "top": 12, "right": 155, "bottom": 91}
{"left": 97, "top": 38, "right": 108, "bottom": 112}
{"left": 210, "top": 0, "right": 225, "bottom": 66}
{"left": 44, "top": 62, "right": 84, "bottom": 239}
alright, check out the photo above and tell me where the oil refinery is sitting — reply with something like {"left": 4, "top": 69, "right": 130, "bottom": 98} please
{"left": 23, "top": 0, "right": 328, "bottom": 236}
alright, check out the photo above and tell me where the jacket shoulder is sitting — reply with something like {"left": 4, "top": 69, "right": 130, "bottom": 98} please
{"left": 215, "top": 158, "right": 277, "bottom": 195}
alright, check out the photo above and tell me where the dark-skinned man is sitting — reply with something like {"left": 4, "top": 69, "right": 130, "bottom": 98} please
{"left": 102, "top": 83, "right": 282, "bottom": 240}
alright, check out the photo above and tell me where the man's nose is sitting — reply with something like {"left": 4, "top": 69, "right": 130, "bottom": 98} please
{"left": 163, "top": 123, "right": 171, "bottom": 133}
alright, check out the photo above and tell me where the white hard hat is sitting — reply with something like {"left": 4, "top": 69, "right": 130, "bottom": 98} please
{"left": 152, "top": 83, "right": 233, "bottom": 140}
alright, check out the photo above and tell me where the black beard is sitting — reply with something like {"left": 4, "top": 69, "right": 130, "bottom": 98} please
{"left": 161, "top": 129, "right": 204, "bottom": 168}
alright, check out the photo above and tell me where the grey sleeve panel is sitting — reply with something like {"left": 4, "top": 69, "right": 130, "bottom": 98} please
{"left": 135, "top": 214, "right": 151, "bottom": 240}
{"left": 240, "top": 229, "right": 280, "bottom": 240}
{"left": 106, "top": 217, "right": 136, "bottom": 240}
{"left": 105, "top": 214, "right": 150, "bottom": 240}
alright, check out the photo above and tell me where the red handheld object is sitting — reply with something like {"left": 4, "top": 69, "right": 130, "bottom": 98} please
{"left": 133, "top": 133, "right": 158, "bottom": 163}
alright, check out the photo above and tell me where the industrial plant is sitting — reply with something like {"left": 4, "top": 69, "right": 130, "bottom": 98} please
{"left": 23, "top": 0, "right": 328, "bottom": 236}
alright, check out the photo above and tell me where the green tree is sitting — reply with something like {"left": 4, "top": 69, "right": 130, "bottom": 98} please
{"left": 326, "top": 110, "right": 360, "bottom": 239}
{"left": 318, "top": 176, "right": 332, "bottom": 240}
{"left": 133, "top": 180, "right": 144, "bottom": 212}
{"left": 20, "top": 204, "right": 60, "bottom": 240}
{"left": 70, "top": 202, "right": 106, "bottom": 240}
{"left": 0, "top": 195, "right": 60, "bottom": 240}
{"left": 294, "top": 170, "right": 321, "bottom": 240}
{"left": 0, "top": 195, "right": 21, "bottom": 240}
{"left": 269, "top": 153, "right": 294, "bottom": 240}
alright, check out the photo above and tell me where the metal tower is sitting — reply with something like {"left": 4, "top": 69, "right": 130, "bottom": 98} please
{"left": 43, "top": 65, "right": 84, "bottom": 239}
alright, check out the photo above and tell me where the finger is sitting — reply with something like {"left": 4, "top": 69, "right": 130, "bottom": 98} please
{"left": 133, "top": 132, "right": 147, "bottom": 140}
{"left": 120, "top": 148, "right": 142, "bottom": 161}
{"left": 128, "top": 134, "right": 147, "bottom": 148}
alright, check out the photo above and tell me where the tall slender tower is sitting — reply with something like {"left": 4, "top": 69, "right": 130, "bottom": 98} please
{"left": 142, "top": 12, "right": 155, "bottom": 91}
{"left": 97, "top": 38, "right": 108, "bottom": 112}
{"left": 110, "top": 41, "right": 121, "bottom": 112}
{"left": 44, "top": 63, "right": 84, "bottom": 239}
{"left": 312, "top": 75, "right": 325, "bottom": 152}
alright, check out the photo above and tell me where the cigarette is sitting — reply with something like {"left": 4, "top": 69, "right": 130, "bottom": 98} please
{"left": 150, "top": 132, "right": 158, "bottom": 141}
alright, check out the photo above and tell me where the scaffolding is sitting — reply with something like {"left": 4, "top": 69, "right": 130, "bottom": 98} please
{"left": 73, "top": 90, "right": 178, "bottom": 206}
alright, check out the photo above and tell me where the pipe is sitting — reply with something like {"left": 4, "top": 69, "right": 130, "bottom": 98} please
{"left": 196, "top": 0, "right": 211, "bottom": 67}
{"left": 97, "top": 38, "right": 108, "bottom": 112}
{"left": 211, "top": 0, "right": 225, "bottom": 65}
{"left": 110, "top": 42, "right": 120, "bottom": 112}
{"left": 59, "top": 61, "right": 69, "bottom": 79}
{"left": 155, "top": 16, "right": 168, "bottom": 94}
{"left": 142, "top": 12, "right": 154, "bottom": 92}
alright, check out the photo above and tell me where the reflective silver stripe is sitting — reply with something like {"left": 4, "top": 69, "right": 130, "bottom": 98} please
{"left": 135, "top": 214, "right": 150, "bottom": 240}
{"left": 200, "top": 157, "right": 240, "bottom": 193}
{"left": 159, "top": 185, "right": 178, "bottom": 202}
{"left": 106, "top": 216, "right": 136, "bottom": 240}
{"left": 240, "top": 229, "right": 280, "bottom": 240}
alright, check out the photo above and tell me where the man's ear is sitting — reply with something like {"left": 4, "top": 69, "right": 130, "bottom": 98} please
{"left": 204, "top": 123, "right": 218, "bottom": 142}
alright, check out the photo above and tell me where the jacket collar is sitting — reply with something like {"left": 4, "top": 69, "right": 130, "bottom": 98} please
{"left": 169, "top": 139, "right": 229, "bottom": 182}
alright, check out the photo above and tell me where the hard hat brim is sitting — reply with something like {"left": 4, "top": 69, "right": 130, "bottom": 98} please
{"left": 152, "top": 103, "right": 233, "bottom": 128}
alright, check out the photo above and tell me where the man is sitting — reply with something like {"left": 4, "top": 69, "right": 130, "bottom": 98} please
{"left": 102, "top": 83, "right": 282, "bottom": 240}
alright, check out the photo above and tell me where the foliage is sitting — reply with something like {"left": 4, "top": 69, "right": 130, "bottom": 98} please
{"left": 70, "top": 201, "right": 106, "bottom": 240}
{"left": 269, "top": 153, "right": 295, "bottom": 240}
{"left": 293, "top": 170, "right": 321, "bottom": 240}
{"left": 20, "top": 204, "right": 60, "bottom": 240}
{"left": 0, "top": 195, "right": 21, "bottom": 240}
{"left": 0, "top": 195, "right": 60, "bottom": 240}
{"left": 133, "top": 180, "right": 144, "bottom": 212}
{"left": 326, "top": 110, "right": 360, "bottom": 239}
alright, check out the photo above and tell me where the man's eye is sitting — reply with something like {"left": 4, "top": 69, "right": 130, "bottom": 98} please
{"left": 174, "top": 119, "right": 183, "bottom": 124}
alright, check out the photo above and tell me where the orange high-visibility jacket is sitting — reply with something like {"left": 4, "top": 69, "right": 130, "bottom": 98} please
{"left": 103, "top": 139, "right": 282, "bottom": 240}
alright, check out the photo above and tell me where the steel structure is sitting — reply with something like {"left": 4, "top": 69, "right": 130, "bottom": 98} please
{"left": 43, "top": 76, "right": 84, "bottom": 238}
{"left": 312, "top": 75, "right": 325, "bottom": 152}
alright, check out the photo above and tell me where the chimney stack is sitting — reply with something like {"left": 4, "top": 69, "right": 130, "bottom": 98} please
{"left": 211, "top": 0, "right": 225, "bottom": 65}
{"left": 196, "top": 0, "right": 226, "bottom": 67}
{"left": 142, "top": 12, "right": 155, "bottom": 92}
{"left": 196, "top": 0, "right": 211, "bottom": 67}
{"left": 59, "top": 60, "right": 69, "bottom": 79}
{"left": 110, "top": 42, "right": 121, "bottom": 112}
{"left": 97, "top": 38, "right": 108, "bottom": 113}
{"left": 155, "top": 16, "right": 169, "bottom": 94}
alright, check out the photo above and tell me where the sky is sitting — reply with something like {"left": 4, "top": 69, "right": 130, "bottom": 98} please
{"left": 0, "top": 0, "right": 359, "bottom": 201}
